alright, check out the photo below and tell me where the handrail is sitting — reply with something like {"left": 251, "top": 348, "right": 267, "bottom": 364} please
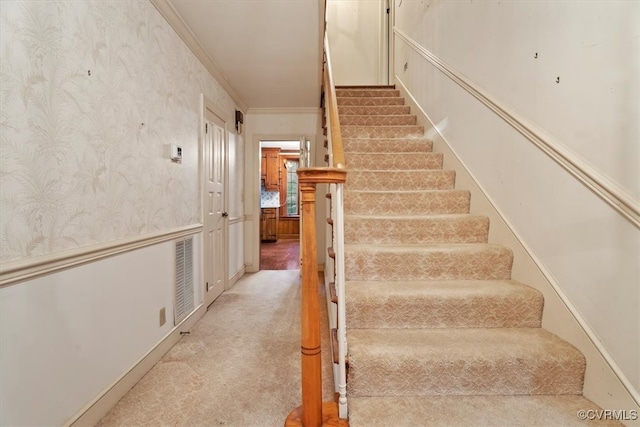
{"left": 324, "top": 33, "right": 345, "bottom": 169}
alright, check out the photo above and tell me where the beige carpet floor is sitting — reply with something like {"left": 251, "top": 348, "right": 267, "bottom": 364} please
{"left": 97, "top": 270, "right": 334, "bottom": 427}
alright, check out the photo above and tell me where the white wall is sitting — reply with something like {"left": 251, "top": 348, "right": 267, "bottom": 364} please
{"left": 0, "top": 237, "right": 201, "bottom": 426}
{"left": 0, "top": 1, "right": 243, "bottom": 424}
{"left": 243, "top": 109, "right": 322, "bottom": 272}
{"left": 326, "top": 0, "right": 387, "bottom": 85}
{"left": 394, "top": 0, "right": 639, "bottom": 398}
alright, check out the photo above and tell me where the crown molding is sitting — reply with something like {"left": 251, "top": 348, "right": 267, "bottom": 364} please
{"left": 150, "top": 0, "right": 249, "bottom": 112}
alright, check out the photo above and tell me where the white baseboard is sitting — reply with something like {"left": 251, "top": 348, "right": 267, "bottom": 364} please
{"left": 228, "top": 266, "right": 246, "bottom": 289}
{"left": 395, "top": 77, "right": 640, "bottom": 419}
{"left": 64, "top": 304, "right": 207, "bottom": 427}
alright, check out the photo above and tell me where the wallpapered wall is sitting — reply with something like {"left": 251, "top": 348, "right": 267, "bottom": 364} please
{"left": 0, "top": 0, "right": 238, "bottom": 264}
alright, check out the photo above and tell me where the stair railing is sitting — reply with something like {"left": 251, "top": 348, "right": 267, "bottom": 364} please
{"left": 323, "top": 31, "right": 348, "bottom": 420}
{"left": 285, "top": 32, "right": 348, "bottom": 427}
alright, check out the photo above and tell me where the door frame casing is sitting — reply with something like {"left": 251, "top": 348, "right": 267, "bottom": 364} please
{"left": 200, "top": 94, "right": 229, "bottom": 305}
{"left": 247, "top": 134, "right": 317, "bottom": 273}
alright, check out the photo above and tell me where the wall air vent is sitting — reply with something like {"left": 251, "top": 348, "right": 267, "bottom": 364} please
{"left": 174, "top": 237, "right": 195, "bottom": 325}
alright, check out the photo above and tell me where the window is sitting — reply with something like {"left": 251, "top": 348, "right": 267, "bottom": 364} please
{"left": 284, "top": 159, "right": 299, "bottom": 216}
{"left": 278, "top": 154, "right": 299, "bottom": 217}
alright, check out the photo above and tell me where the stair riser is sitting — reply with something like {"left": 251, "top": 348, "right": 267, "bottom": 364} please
{"left": 348, "top": 153, "right": 443, "bottom": 170}
{"left": 344, "top": 191, "right": 470, "bottom": 215}
{"left": 337, "top": 97, "right": 405, "bottom": 106}
{"left": 347, "top": 357, "right": 584, "bottom": 396}
{"left": 342, "top": 125, "right": 424, "bottom": 139}
{"left": 343, "top": 139, "right": 433, "bottom": 153}
{"left": 339, "top": 105, "right": 411, "bottom": 116}
{"left": 347, "top": 299, "right": 542, "bottom": 329}
{"left": 345, "top": 247, "right": 513, "bottom": 281}
{"left": 344, "top": 216, "right": 489, "bottom": 244}
{"left": 346, "top": 171, "right": 455, "bottom": 191}
{"left": 346, "top": 328, "right": 586, "bottom": 397}
{"left": 336, "top": 89, "right": 401, "bottom": 97}
{"left": 340, "top": 115, "right": 417, "bottom": 126}
{"left": 347, "top": 396, "right": 617, "bottom": 427}
{"left": 345, "top": 285, "right": 543, "bottom": 329}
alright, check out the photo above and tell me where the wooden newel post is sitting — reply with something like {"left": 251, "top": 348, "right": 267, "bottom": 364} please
{"left": 299, "top": 179, "right": 322, "bottom": 427}
{"left": 286, "top": 168, "right": 347, "bottom": 427}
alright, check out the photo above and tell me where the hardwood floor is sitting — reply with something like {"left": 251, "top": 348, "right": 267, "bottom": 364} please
{"left": 260, "top": 239, "right": 300, "bottom": 270}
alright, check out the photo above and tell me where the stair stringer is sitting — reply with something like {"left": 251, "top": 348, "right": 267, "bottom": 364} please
{"left": 396, "top": 77, "right": 640, "bottom": 419}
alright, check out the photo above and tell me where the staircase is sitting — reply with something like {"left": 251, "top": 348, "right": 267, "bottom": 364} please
{"left": 336, "top": 87, "right": 621, "bottom": 426}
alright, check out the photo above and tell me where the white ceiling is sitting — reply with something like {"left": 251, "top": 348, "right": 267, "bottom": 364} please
{"left": 168, "top": 0, "right": 325, "bottom": 110}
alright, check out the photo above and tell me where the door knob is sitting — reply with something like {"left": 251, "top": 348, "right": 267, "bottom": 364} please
{"left": 222, "top": 212, "right": 229, "bottom": 217}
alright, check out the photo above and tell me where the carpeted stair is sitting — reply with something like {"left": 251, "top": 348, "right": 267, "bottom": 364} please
{"left": 337, "top": 87, "right": 622, "bottom": 426}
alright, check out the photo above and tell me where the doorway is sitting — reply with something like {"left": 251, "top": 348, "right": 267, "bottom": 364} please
{"left": 259, "top": 140, "right": 300, "bottom": 270}
{"left": 326, "top": 0, "right": 391, "bottom": 85}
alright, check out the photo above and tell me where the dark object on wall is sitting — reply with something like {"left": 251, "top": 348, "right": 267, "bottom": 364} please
{"left": 235, "top": 109, "right": 244, "bottom": 134}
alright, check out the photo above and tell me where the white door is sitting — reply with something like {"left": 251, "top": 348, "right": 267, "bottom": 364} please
{"left": 203, "top": 107, "right": 227, "bottom": 306}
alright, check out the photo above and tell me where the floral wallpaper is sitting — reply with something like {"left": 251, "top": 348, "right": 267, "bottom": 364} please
{"left": 0, "top": 1, "right": 239, "bottom": 264}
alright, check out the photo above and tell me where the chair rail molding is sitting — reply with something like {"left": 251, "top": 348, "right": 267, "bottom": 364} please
{"left": 0, "top": 224, "right": 203, "bottom": 288}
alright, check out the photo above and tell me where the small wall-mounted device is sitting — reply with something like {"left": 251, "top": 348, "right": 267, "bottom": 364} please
{"left": 235, "top": 109, "right": 244, "bottom": 134}
{"left": 165, "top": 144, "right": 182, "bottom": 162}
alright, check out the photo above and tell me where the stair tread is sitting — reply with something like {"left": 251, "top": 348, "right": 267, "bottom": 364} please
{"left": 346, "top": 189, "right": 467, "bottom": 194}
{"left": 342, "top": 137, "right": 432, "bottom": 141}
{"left": 346, "top": 242, "right": 508, "bottom": 249}
{"left": 336, "top": 85, "right": 396, "bottom": 89}
{"left": 348, "top": 395, "right": 622, "bottom": 427}
{"left": 337, "top": 97, "right": 405, "bottom": 105}
{"left": 347, "top": 152, "right": 439, "bottom": 157}
{"left": 341, "top": 124, "right": 422, "bottom": 128}
{"left": 340, "top": 114, "right": 414, "bottom": 118}
{"left": 346, "top": 213, "right": 486, "bottom": 220}
{"left": 336, "top": 90, "right": 400, "bottom": 97}
{"left": 348, "top": 169, "right": 447, "bottom": 173}
{"left": 338, "top": 105, "right": 411, "bottom": 116}
{"left": 346, "top": 278, "right": 535, "bottom": 293}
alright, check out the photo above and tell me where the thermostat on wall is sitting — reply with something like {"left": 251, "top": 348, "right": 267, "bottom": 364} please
{"left": 169, "top": 144, "right": 182, "bottom": 161}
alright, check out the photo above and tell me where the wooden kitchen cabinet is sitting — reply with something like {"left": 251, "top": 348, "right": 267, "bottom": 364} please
{"left": 261, "top": 208, "right": 278, "bottom": 241}
{"left": 262, "top": 148, "right": 280, "bottom": 191}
